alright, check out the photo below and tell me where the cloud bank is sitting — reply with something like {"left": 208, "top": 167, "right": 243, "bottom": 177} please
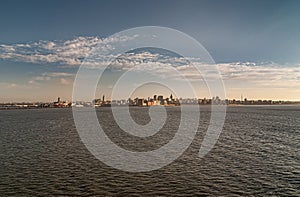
{"left": 1, "top": 36, "right": 300, "bottom": 90}
{"left": 0, "top": 35, "right": 137, "bottom": 66}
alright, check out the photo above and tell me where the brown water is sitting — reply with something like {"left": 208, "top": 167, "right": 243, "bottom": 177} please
{"left": 0, "top": 106, "right": 299, "bottom": 196}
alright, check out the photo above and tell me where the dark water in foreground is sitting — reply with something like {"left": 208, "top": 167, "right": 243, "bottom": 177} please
{"left": 0, "top": 106, "right": 299, "bottom": 196}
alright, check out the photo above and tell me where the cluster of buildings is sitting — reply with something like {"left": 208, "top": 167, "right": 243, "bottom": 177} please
{"left": 0, "top": 97, "right": 73, "bottom": 109}
{"left": 221, "top": 98, "right": 297, "bottom": 105}
{"left": 93, "top": 95, "right": 112, "bottom": 107}
{"left": 129, "top": 94, "right": 180, "bottom": 107}
{"left": 1, "top": 96, "right": 299, "bottom": 110}
{"left": 92, "top": 94, "right": 300, "bottom": 107}
{"left": 199, "top": 97, "right": 299, "bottom": 105}
{"left": 52, "top": 97, "right": 71, "bottom": 108}
{"left": 93, "top": 94, "right": 180, "bottom": 107}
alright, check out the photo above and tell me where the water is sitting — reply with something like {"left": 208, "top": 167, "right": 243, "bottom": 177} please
{"left": 0, "top": 106, "right": 299, "bottom": 196}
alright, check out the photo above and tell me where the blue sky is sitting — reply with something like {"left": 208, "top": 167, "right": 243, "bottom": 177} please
{"left": 0, "top": 0, "right": 300, "bottom": 101}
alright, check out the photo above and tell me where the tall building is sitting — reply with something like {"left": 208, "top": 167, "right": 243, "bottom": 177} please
{"left": 158, "top": 95, "right": 163, "bottom": 101}
{"left": 158, "top": 95, "right": 164, "bottom": 105}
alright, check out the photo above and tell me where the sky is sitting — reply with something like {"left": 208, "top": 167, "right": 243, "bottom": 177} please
{"left": 0, "top": 0, "right": 300, "bottom": 102}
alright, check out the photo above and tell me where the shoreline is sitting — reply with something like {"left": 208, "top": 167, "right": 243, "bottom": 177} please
{"left": 1, "top": 103, "right": 300, "bottom": 111}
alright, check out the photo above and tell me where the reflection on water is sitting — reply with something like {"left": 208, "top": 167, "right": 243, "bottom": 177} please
{"left": 0, "top": 106, "right": 299, "bottom": 196}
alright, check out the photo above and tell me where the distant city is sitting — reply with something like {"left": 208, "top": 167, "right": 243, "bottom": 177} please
{"left": 0, "top": 94, "right": 299, "bottom": 110}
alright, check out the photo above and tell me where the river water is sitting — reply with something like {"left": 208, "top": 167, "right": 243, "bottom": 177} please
{"left": 0, "top": 106, "right": 299, "bottom": 196}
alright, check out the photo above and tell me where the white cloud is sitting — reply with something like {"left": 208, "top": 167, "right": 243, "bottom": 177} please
{"left": 0, "top": 82, "right": 36, "bottom": 90}
{"left": 28, "top": 72, "right": 75, "bottom": 85}
{"left": 60, "top": 78, "right": 71, "bottom": 85}
{"left": 217, "top": 62, "right": 300, "bottom": 86}
{"left": 1, "top": 35, "right": 299, "bottom": 90}
{"left": 103, "top": 56, "right": 300, "bottom": 88}
{"left": 0, "top": 35, "right": 138, "bottom": 66}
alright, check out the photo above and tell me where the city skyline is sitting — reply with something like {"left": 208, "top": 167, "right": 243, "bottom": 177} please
{"left": 1, "top": 94, "right": 299, "bottom": 110}
{"left": 1, "top": 0, "right": 300, "bottom": 102}
{"left": 1, "top": 93, "right": 299, "bottom": 104}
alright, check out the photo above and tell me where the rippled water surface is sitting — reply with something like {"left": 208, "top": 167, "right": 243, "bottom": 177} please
{"left": 0, "top": 106, "right": 299, "bottom": 196}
